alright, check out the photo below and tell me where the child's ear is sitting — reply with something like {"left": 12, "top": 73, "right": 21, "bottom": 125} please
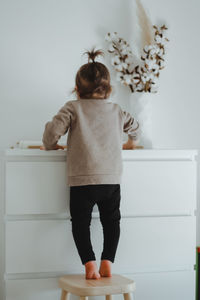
{"left": 75, "top": 86, "right": 79, "bottom": 94}
{"left": 75, "top": 86, "right": 80, "bottom": 98}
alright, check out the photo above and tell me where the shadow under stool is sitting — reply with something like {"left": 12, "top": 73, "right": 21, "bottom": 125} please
{"left": 58, "top": 274, "right": 136, "bottom": 300}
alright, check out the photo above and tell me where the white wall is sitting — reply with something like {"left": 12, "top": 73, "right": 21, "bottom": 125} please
{"left": 0, "top": 0, "right": 200, "bottom": 243}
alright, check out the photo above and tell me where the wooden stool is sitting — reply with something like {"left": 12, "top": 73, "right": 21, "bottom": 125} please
{"left": 58, "top": 274, "right": 136, "bottom": 300}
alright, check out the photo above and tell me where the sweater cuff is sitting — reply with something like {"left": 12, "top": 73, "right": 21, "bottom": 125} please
{"left": 45, "top": 145, "right": 57, "bottom": 150}
{"left": 128, "top": 134, "right": 137, "bottom": 141}
{"left": 42, "top": 140, "right": 57, "bottom": 150}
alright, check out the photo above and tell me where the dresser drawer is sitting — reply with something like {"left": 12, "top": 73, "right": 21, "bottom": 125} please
{"left": 5, "top": 160, "right": 197, "bottom": 216}
{"left": 127, "top": 270, "right": 195, "bottom": 300}
{"left": 5, "top": 162, "right": 69, "bottom": 215}
{"left": 5, "top": 216, "right": 196, "bottom": 274}
{"left": 121, "top": 160, "right": 197, "bottom": 215}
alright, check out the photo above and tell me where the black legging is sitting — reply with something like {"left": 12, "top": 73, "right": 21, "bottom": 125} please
{"left": 69, "top": 184, "right": 121, "bottom": 265}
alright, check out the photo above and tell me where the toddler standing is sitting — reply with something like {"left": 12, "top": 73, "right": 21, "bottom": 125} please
{"left": 41, "top": 48, "right": 139, "bottom": 280}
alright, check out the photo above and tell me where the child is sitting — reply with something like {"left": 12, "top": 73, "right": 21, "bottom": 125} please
{"left": 41, "top": 48, "right": 139, "bottom": 280}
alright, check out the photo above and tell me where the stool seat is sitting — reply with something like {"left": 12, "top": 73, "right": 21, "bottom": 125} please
{"left": 58, "top": 274, "right": 136, "bottom": 296}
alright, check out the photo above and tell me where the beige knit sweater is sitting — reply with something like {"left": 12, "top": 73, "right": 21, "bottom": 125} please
{"left": 42, "top": 98, "right": 139, "bottom": 186}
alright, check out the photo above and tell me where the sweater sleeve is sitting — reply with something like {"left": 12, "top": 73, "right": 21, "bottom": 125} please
{"left": 123, "top": 110, "right": 139, "bottom": 141}
{"left": 42, "top": 101, "right": 74, "bottom": 150}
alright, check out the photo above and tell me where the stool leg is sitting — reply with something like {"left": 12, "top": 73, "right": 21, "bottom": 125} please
{"left": 80, "top": 297, "right": 88, "bottom": 300}
{"left": 123, "top": 293, "right": 132, "bottom": 300}
{"left": 106, "top": 295, "right": 112, "bottom": 300}
{"left": 61, "top": 290, "right": 70, "bottom": 300}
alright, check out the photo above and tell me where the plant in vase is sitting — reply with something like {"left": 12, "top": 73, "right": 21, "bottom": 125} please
{"left": 105, "top": 25, "right": 169, "bottom": 93}
{"left": 105, "top": 25, "right": 169, "bottom": 148}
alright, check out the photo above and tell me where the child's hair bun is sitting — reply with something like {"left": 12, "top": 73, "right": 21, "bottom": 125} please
{"left": 73, "top": 46, "right": 112, "bottom": 99}
{"left": 83, "top": 47, "right": 104, "bottom": 63}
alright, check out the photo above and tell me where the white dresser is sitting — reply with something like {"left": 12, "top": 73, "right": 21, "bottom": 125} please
{"left": 0, "top": 149, "right": 198, "bottom": 300}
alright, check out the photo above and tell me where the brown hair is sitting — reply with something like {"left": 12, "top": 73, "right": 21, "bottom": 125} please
{"left": 72, "top": 47, "right": 112, "bottom": 99}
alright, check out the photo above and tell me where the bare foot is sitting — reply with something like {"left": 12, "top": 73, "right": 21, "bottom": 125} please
{"left": 99, "top": 259, "right": 112, "bottom": 277}
{"left": 84, "top": 261, "right": 101, "bottom": 279}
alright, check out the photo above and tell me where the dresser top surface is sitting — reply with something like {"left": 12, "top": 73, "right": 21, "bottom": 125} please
{"left": 1, "top": 148, "right": 198, "bottom": 161}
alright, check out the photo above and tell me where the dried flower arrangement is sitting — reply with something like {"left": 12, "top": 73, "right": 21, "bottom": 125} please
{"left": 105, "top": 25, "right": 169, "bottom": 93}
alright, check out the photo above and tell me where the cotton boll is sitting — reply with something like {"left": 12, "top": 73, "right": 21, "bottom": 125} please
{"left": 123, "top": 74, "right": 133, "bottom": 85}
{"left": 124, "top": 55, "right": 133, "bottom": 64}
{"left": 145, "top": 74, "right": 151, "bottom": 81}
{"left": 115, "top": 64, "right": 123, "bottom": 71}
{"left": 116, "top": 72, "right": 124, "bottom": 82}
{"left": 141, "top": 73, "right": 150, "bottom": 83}
{"left": 121, "top": 47, "right": 130, "bottom": 55}
{"left": 120, "top": 77, "right": 126, "bottom": 85}
{"left": 120, "top": 62, "right": 128, "bottom": 69}
{"left": 148, "top": 54, "right": 157, "bottom": 62}
{"left": 144, "top": 45, "right": 153, "bottom": 52}
{"left": 106, "top": 32, "right": 119, "bottom": 42}
{"left": 158, "top": 48, "right": 164, "bottom": 56}
{"left": 128, "top": 63, "right": 137, "bottom": 74}
{"left": 159, "top": 60, "right": 166, "bottom": 68}
{"left": 162, "top": 38, "right": 168, "bottom": 46}
{"left": 136, "top": 83, "right": 144, "bottom": 91}
{"left": 156, "top": 35, "right": 168, "bottom": 46}
{"left": 120, "top": 44, "right": 126, "bottom": 52}
{"left": 110, "top": 32, "right": 118, "bottom": 40}
{"left": 133, "top": 77, "right": 140, "bottom": 84}
{"left": 155, "top": 47, "right": 161, "bottom": 54}
{"left": 126, "top": 46, "right": 132, "bottom": 53}
{"left": 142, "top": 70, "right": 154, "bottom": 82}
{"left": 155, "top": 35, "right": 162, "bottom": 43}
{"left": 121, "top": 40, "right": 127, "bottom": 46}
{"left": 152, "top": 64, "right": 160, "bottom": 74}
{"left": 149, "top": 73, "right": 156, "bottom": 80}
{"left": 116, "top": 62, "right": 128, "bottom": 71}
{"left": 144, "top": 60, "right": 150, "bottom": 69}
{"left": 152, "top": 76, "right": 159, "bottom": 85}
{"left": 150, "top": 46, "right": 160, "bottom": 55}
{"left": 152, "top": 44, "right": 158, "bottom": 49}
{"left": 111, "top": 55, "right": 121, "bottom": 66}
{"left": 120, "top": 40, "right": 132, "bottom": 53}
{"left": 105, "top": 33, "right": 112, "bottom": 42}
{"left": 141, "top": 65, "right": 147, "bottom": 73}
{"left": 141, "top": 75, "right": 147, "bottom": 83}
{"left": 115, "top": 62, "right": 127, "bottom": 71}
{"left": 150, "top": 48, "right": 156, "bottom": 55}
{"left": 155, "top": 35, "right": 167, "bottom": 44}
{"left": 108, "top": 44, "right": 115, "bottom": 52}
{"left": 145, "top": 59, "right": 157, "bottom": 69}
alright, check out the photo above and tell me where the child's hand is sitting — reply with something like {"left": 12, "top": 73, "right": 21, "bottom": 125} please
{"left": 122, "top": 138, "right": 138, "bottom": 150}
{"left": 122, "top": 142, "right": 136, "bottom": 150}
{"left": 39, "top": 144, "right": 65, "bottom": 150}
{"left": 54, "top": 144, "right": 65, "bottom": 150}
